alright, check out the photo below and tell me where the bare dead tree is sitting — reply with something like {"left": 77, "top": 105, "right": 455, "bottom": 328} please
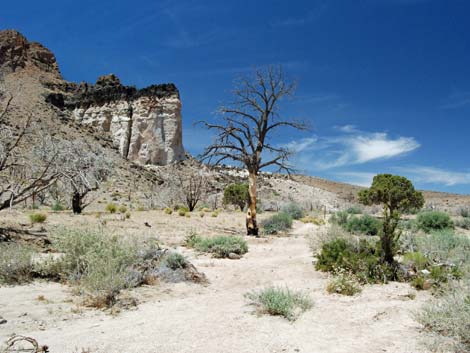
{"left": 56, "top": 141, "right": 112, "bottom": 214}
{"left": 177, "top": 170, "right": 207, "bottom": 212}
{"left": 0, "top": 92, "right": 61, "bottom": 211}
{"left": 199, "top": 66, "right": 308, "bottom": 235}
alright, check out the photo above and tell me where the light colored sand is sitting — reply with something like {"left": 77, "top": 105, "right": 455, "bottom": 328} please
{"left": 0, "top": 214, "right": 429, "bottom": 353}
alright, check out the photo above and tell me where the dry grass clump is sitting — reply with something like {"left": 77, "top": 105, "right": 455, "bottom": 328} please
{"left": 29, "top": 212, "right": 47, "bottom": 224}
{"left": 0, "top": 243, "right": 35, "bottom": 284}
{"left": 245, "top": 286, "right": 313, "bottom": 321}
{"left": 326, "top": 269, "right": 362, "bottom": 296}
{"left": 415, "top": 283, "right": 470, "bottom": 353}
{"left": 185, "top": 234, "right": 248, "bottom": 258}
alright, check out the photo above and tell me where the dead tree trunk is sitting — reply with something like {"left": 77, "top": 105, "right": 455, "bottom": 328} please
{"left": 246, "top": 172, "right": 258, "bottom": 236}
{"left": 72, "top": 191, "right": 82, "bottom": 214}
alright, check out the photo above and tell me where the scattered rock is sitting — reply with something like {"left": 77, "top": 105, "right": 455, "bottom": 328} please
{"left": 228, "top": 252, "right": 242, "bottom": 260}
{"left": 0, "top": 316, "right": 7, "bottom": 324}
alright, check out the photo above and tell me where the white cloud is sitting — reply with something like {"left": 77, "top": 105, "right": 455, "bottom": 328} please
{"left": 284, "top": 127, "right": 420, "bottom": 170}
{"left": 350, "top": 133, "right": 419, "bottom": 164}
{"left": 334, "top": 172, "right": 376, "bottom": 187}
{"left": 396, "top": 166, "right": 470, "bottom": 186}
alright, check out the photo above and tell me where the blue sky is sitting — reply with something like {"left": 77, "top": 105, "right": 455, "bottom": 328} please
{"left": 2, "top": 0, "right": 469, "bottom": 194}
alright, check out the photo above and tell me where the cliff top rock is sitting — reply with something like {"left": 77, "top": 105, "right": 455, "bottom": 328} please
{"left": 0, "top": 29, "right": 61, "bottom": 78}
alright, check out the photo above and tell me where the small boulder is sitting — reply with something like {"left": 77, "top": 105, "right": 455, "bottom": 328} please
{"left": 228, "top": 252, "right": 242, "bottom": 260}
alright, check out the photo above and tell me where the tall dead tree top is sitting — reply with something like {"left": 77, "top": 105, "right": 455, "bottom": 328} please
{"left": 199, "top": 66, "right": 308, "bottom": 174}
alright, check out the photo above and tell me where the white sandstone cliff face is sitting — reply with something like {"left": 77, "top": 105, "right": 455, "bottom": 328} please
{"left": 72, "top": 94, "right": 185, "bottom": 165}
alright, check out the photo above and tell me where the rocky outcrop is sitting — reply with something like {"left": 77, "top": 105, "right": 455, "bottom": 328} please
{"left": 0, "top": 30, "right": 185, "bottom": 166}
{"left": 0, "top": 29, "right": 60, "bottom": 78}
{"left": 65, "top": 74, "right": 185, "bottom": 165}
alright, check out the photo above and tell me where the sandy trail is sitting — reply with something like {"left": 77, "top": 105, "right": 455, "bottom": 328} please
{"left": 0, "top": 222, "right": 427, "bottom": 353}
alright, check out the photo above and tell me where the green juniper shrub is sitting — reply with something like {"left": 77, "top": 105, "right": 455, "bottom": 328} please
{"left": 245, "top": 286, "right": 313, "bottom": 321}
{"left": 261, "top": 212, "right": 293, "bottom": 235}
{"left": 416, "top": 211, "right": 454, "bottom": 233}
{"left": 359, "top": 174, "right": 424, "bottom": 268}
{"left": 223, "top": 183, "right": 249, "bottom": 211}
{"left": 280, "top": 203, "right": 305, "bottom": 220}
{"left": 29, "top": 212, "right": 47, "bottom": 224}
{"left": 345, "top": 214, "right": 381, "bottom": 235}
{"left": 185, "top": 235, "right": 248, "bottom": 258}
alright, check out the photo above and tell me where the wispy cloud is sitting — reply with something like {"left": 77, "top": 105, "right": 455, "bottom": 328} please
{"left": 440, "top": 91, "right": 470, "bottom": 109}
{"left": 395, "top": 166, "right": 470, "bottom": 186}
{"left": 334, "top": 172, "right": 376, "bottom": 187}
{"left": 284, "top": 126, "right": 420, "bottom": 170}
{"left": 271, "top": 2, "right": 329, "bottom": 27}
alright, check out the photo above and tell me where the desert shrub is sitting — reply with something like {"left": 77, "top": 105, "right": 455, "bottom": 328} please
{"left": 330, "top": 211, "right": 349, "bottom": 227}
{"left": 346, "top": 206, "right": 362, "bottom": 214}
{"left": 164, "top": 252, "right": 187, "bottom": 270}
{"left": 300, "top": 216, "right": 325, "bottom": 225}
{"left": 416, "top": 211, "right": 454, "bottom": 233}
{"left": 186, "top": 235, "right": 248, "bottom": 258}
{"left": 29, "top": 212, "right": 47, "bottom": 224}
{"left": 0, "top": 243, "right": 35, "bottom": 284}
{"left": 455, "top": 217, "right": 470, "bottom": 230}
{"left": 280, "top": 203, "right": 305, "bottom": 220}
{"left": 245, "top": 286, "right": 312, "bottom": 321}
{"left": 50, "top": 227, "right": 139, "bottom": 307}
{"left": 398, "top": 219, "right": 417, "bottom": 231}
{"left": 105, "top": 203, "right": 117, "bottom": 213}
{"left": 125, "top": 211, "right": 131, "bottom": 219}
{"left": 262, "top": 212, "right": 293, "bottom": 235}
{"left": 315, "top": 238, "right": 394, "bottom": 283}
{"left": 118, "top": 205, "right": 127, "bottom": 214}
{"left": 459, "top": 207, "right": 470, "bottom": 218}
{"left": 403, "top": 252, "right": 429, "bottom": 271}
{"left": 415, "top": 283, "right": 470, "bottom": 353}
{"left": 178, "top": 207, "right": 188, "bottom": 216}
{"left": 326, "top": 270, "right": 362, "bottom": 296}
{"left": 345, "top": 215, "right": 381, "bottom": 235}
{"left": 223, "top": 183, "right": 249, "bottom": 211}
{"left": 414, "top": 230, "right": 470, "bottom": 276}
{"left": 51, "top": 202, "right": 65, "bottom": 211}
{"left": 164, "top": 207, "right": 173, "bottom": 215}
{"left": 211, "top": 210, "right": 219, "bottom": 217}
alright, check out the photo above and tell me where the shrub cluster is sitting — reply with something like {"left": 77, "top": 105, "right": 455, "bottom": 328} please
{"left": 455, "top": 217, "right": 470, "bottom": 230}
{"left": 416, "top": 211, "right": 454, "bottom": 233}
{"left": 185, "top": 234, "right": 248, "bottom": 258}
{"left": 245, "top": 286, "right": 312, "bottom": 321}
{"left": 280, "top": 203, "right": 305, "bottom": 220}
{"left": 315, "top": 238, "right": 394, "bottom": 283}
{"left": 261, "top": 212, "right": 293, "bottom": 235}
{"left": 345, "top": 215, "right": 381, "bottom": 235}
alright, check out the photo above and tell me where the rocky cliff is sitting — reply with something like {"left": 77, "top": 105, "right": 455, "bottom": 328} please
{"left": 0, "top": 29, "right": 185, "bottom": 166}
